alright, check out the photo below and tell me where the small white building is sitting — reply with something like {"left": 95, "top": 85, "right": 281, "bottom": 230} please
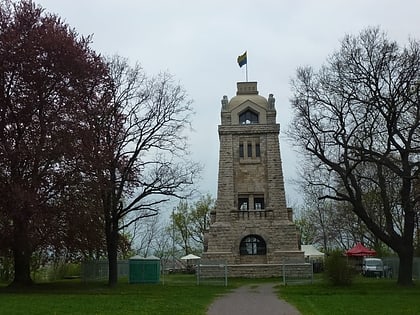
{"left": 301, "top": 245, "right": 325, "bottom": 262}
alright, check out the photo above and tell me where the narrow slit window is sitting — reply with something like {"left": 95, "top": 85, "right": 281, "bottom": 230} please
{"left": 247, "top": 143, "right": 252, "bottom": 158}
{"left": 255, "top": 143, "right": 260, "bottom": 157}
{"left": 239, "top": 143, "right": 244, "bottom": 158}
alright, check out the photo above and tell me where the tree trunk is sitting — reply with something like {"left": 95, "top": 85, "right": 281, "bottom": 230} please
{"left": 11, "top": 250, "right": 33, "bottom": 287}
{"left": 396, "top": 195, "right": 415, "bottom": 286}
{"left": 397, "top": 244, "right": 414, "bottom": 286}
{"left": 10, "top": 219, "right": 33, "bottom": 287}
{"left": 106, "top": 219, "right": 119, "bottom": 287}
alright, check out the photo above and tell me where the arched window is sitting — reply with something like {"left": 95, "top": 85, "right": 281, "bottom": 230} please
{"left": 239, "top": 235, "right": 266, "bottom": 255}
{"left": 239, "top": 109, "right": 259, "bottom": 124}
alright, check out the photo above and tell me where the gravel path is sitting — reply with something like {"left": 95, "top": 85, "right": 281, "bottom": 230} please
{"left": 207, "top": 283, "right": 301, "bottom": 315}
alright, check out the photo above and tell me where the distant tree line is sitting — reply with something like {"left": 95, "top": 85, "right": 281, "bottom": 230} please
{"left": 130, "top": 194, "right": 214, "bottom": 263}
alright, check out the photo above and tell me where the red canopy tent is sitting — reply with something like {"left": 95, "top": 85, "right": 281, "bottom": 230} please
{"left": 345, "top": 242, "right": 376, "bottom": 257}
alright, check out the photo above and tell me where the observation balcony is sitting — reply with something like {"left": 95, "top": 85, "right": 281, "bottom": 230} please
{"left": 231, "top": 210, "right": 274, "bottom": 220}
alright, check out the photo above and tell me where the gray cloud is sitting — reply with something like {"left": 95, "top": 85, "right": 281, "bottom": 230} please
{"left": 36, "top": 0, "right": 420, "bottom": 204}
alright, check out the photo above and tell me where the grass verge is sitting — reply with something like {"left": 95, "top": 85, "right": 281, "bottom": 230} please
{"left": 279, "top": 276, "right": 420, "bottom": 315}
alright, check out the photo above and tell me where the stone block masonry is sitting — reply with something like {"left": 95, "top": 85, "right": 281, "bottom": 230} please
{"left": 202, "top": 81, "right": 304, "bottom": 278}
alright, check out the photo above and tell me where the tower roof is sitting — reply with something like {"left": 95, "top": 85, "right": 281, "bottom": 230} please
{"left": 226, "top": 82, "right": 271, "bottom": 111}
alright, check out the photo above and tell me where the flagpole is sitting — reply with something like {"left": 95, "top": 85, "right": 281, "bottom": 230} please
{"left": 246, "top": 51, "right": 248, "bottom": 82}
{"left": 246, "top": 62, "right": 248, "bottom": 82}
{"left": 237, "top": 51, "right": 248, "bottom": 82}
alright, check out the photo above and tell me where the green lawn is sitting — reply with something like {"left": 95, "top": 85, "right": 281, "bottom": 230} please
{"left": 1, "top": 275, "right": 420, "bottom": 315}
{"left": 279, "top": 276, "right": 420, "bottom": 315}
{"left": 0, "top": 275, "right": 231, "bottom": 315}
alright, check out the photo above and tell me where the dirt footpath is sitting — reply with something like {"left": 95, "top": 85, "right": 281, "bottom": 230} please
{"left": 207, "top": 283, "right": 301, "bottom": 315}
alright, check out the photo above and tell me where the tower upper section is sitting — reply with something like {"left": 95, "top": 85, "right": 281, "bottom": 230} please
{"left": 220, "top": 82, "right": 276, "bottom": 126}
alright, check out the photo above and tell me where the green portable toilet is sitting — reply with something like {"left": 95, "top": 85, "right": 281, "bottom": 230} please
{"left": 129, "top": 255, "right": 160, "bottom": 284}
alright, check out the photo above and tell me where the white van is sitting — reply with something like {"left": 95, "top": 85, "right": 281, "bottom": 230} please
{"left": 362, "top": 258, "right": 384, "bottom": 277}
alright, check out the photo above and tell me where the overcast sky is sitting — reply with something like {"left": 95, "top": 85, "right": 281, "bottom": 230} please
{"left": 36, "top": 0, "right": 420, "bottom": 205}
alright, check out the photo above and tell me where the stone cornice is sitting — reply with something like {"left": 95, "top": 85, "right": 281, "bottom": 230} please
{"left": 218, "top": 124, "right": 280, "bottom": 135}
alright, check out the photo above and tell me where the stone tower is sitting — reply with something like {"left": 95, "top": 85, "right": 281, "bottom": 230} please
{"left": 202, "top": 81, "right": 304, "bottom": 277}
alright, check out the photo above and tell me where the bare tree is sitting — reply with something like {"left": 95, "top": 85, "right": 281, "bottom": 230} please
{"left": 151, "top": 224, "right": 173, "bottom": 261}
{"left": 131, "top": 215, "right": 163, "bottom": 257}
{"left": 295, "top": 165, "right": 389, "bottom": 252}
{"left": 288, "top": 27, "right": 420, "bottom": 286}
{"left": 86, "top": 56, "right": 200, "bottom": 286}
{"left": 294, "top": 168, "right": 336, "bottom": 250}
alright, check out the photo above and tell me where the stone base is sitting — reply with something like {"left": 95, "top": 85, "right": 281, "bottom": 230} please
{"left": 200, "top": 249, "right": 306, "bottom": 279}
{"left": 198, "top": 262, "right": 312, "bottom": 279}
{"left": 201, "top": 250, "right": 305, "bottom": 265}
